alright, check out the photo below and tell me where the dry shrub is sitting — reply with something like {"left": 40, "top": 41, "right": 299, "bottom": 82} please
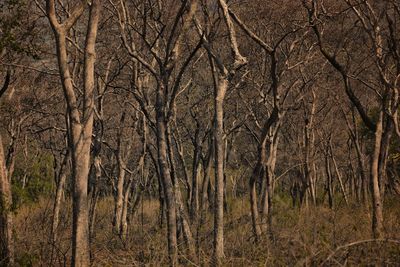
{"left": 13, "top": 195, "right": 400, "bottom": 266}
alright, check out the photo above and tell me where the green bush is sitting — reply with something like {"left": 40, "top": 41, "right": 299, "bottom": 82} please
{"left": 11, "top": 153, "right": 53, "bottom": 210}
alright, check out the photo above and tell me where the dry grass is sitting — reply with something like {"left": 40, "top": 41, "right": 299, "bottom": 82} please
{"left": 13, "top": 195, "right": 400, "bottom": 266}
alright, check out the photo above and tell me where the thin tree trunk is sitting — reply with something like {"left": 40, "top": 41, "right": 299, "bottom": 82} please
{"left": 213, "top": 76, "right": 228, "bottom": 263}
{"left": 167, "top": 126, "right": 195, "bottom": 257}
{"left": 156, "top": 82, "right": 177, "bottom": 266}
{"left": 120, "top": 174, "right": 134, "bottom": 240}
{"left": 89, "top": 155, "right": 101, "bottom": 239}
{"left": 196, "top": 136, "right": 213, "bottom": 253}
{"left": 190, "top": 131, "right": 201, "bottom": 219}
{"left": 114, "top": 161, "right": 126, "bottom": 234}
{"left": 325, "top": 151, "right": 334, "bottom": 210}
{"left": 249, "top": 161, "right": 262, "bottom": 241}
{"left": 371, "top": 111, "right": 384, "bottom": 238}
{"left": 330, "top": 143, "right": 349, "bottom": 206}
{"left": 260, "top": 134, "right": 278, "bottom": 236}
{"left": 51, "top": 150, "right": 69, "bottom": 243}
{"left": 378, "top": 116, "right": 393, "bottom": 200}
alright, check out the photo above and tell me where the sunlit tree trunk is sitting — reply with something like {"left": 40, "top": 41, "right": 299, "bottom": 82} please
{"left": 0, "top": 134, "right": 14, "bottom": 266}
{"left": 371, "top": 111, "right": 384, "bottom": 238}
{"left": 46, "top": 1, "right": 101, "bottom": 265}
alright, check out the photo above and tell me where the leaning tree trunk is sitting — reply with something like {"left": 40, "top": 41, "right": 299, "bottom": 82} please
{"left": 330, "top": 143, "right": 349, "bottom": 206}
{"left": 378, "top": 116, "right": 393, "bottom": 201}
{"left": 167, "top": 126, "right": 196, "bottom": 257}
{"left": 371, "top": 111, "right": 384, "bottom": 239}
{"left": 51, "top": 150, "right": 69, "bottom": 243}
{"left": 325, "top": 151, "right": 334, "bottom": 210}
{"left": 190, "top": 128, "right": 201, "bottom": 220}
{"left": 114, "top": 159, "right": 126, "bottom": 234}
{"left": 249, "top": 160, "right": 263, "bottom": 241}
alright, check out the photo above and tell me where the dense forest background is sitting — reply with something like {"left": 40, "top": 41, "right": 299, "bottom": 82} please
{"left": 1, "top": 0, "right": 400, "bottom": 266}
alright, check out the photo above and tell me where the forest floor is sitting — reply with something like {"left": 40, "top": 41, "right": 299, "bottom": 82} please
{"left": 13, "top": 195, "right": 400, "bottom": 266}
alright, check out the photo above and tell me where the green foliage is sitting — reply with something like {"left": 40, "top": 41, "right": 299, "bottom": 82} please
{"left": 0, "top": 0, "right": 25, "bottom": 53}
{"left": 0, "top": 0, "right": 39, "bottom": 59}
{"left": 11, "top": 153, "right": 54, "bottom": 210}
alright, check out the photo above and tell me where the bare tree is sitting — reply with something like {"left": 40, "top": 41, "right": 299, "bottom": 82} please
{"left": 45, "top": 0, "right": 101, "bottom": 265}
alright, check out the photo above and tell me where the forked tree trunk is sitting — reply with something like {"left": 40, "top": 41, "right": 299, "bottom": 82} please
{"left": 167, "top": 126, "right": 196, "bottom": 257}
{"left": 46, "top": 1, "right": 101, "bottom": 265}
{"left": 156, "top": 82, "right": 178, "bottom": 266}
{"left": 260, "top": 134, "right": 279, "bottom": 236}
{"left": 120, "top": 174, "right": 134, "bottom": 239}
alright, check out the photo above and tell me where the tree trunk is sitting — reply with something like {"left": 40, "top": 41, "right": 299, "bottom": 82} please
{"left": 371, "top": 111, "right": 384, "bottom": 239}
{"left": 260, "top": 134, "right": 278, "bottom": 236}
{"left": 156, "top": 82, "right": 178, "bottom": 266}
{"left": 213, "top": 76, "right": 227, "bottom": 263}
{"left": 325, "top": 152, "right": 334, "bottom": 210}
{"left": 0, "top": 134, "right": 14, "bottom": 266}
{"left": 249, "top": 161, "right": 262, "bottom": 241}
{"left": 378, "top": 116, "right": 393, "bottom": 201}
{"left": 330, "top": 143, "right": 349, "bottom": 206}
{"left": 47, "top": 0, "right": 101, "bottom": 265}
{"left": 89, "top": 156, "right": 101, "bottom": 239}
{"left": 114, "top": 162, "right": 126, "bottom": 234}
{"left": 120, "top": 174, "right": 134, "bottom": 239}
{"left": 190, "top": 133, "right": 201, "bottom": 220}
{"left": 167, "top": 126, "right": 195, "bottom": 257}
{"left": 51, "top": 150, "right": 69, "bottom": 243}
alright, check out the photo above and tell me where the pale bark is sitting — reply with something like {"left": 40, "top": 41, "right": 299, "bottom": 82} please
{"left": 113, "top": 153, "right": 127, "bottom": 234}
{"left": 304, "top": 91, "right": 317, "bottom": 206}
{"left": 213, "top": 76, "right": 227, "bottom": 262}
{"left": 173, "top": 130, "right": 192, "bottom": 209}
{"left": 156, "top": 82, "right": 178, "bottom": 266}
{"left": 51, "top": 150, "right": 69, "bottom": 243}
{"left": 0, "top": 70, "right": 14, "bottom": 266}
{"left": 89, "top": 145, "right": 101, "bottom": 239}
{"left": 249, "top": 161, "right": 262, "bottom": 240}
{"left": 167, "top": 126, "right": 196, "bottom": 257}
{"left": 371, "top": 111, "right": 384, "bottom": 238}
{"left": 46, "top": 0, "right": 101, "bottom": 265}
{"left": 190, "top": 126, "right": 201, "bottom": 219}
{"left": 330, "top": 142, "right": 349, "bottom": 206}
{"left": 260, "top": 133, "right": 279, "bottom": 235}
{"left": 0, "top": 134, "right": 14, "bottom": 266}
{"left": 200, "top": 3, "right": 247, "bottom": 261}
{"left": 120, "top": 174, "right": 133, "bottom": 240}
